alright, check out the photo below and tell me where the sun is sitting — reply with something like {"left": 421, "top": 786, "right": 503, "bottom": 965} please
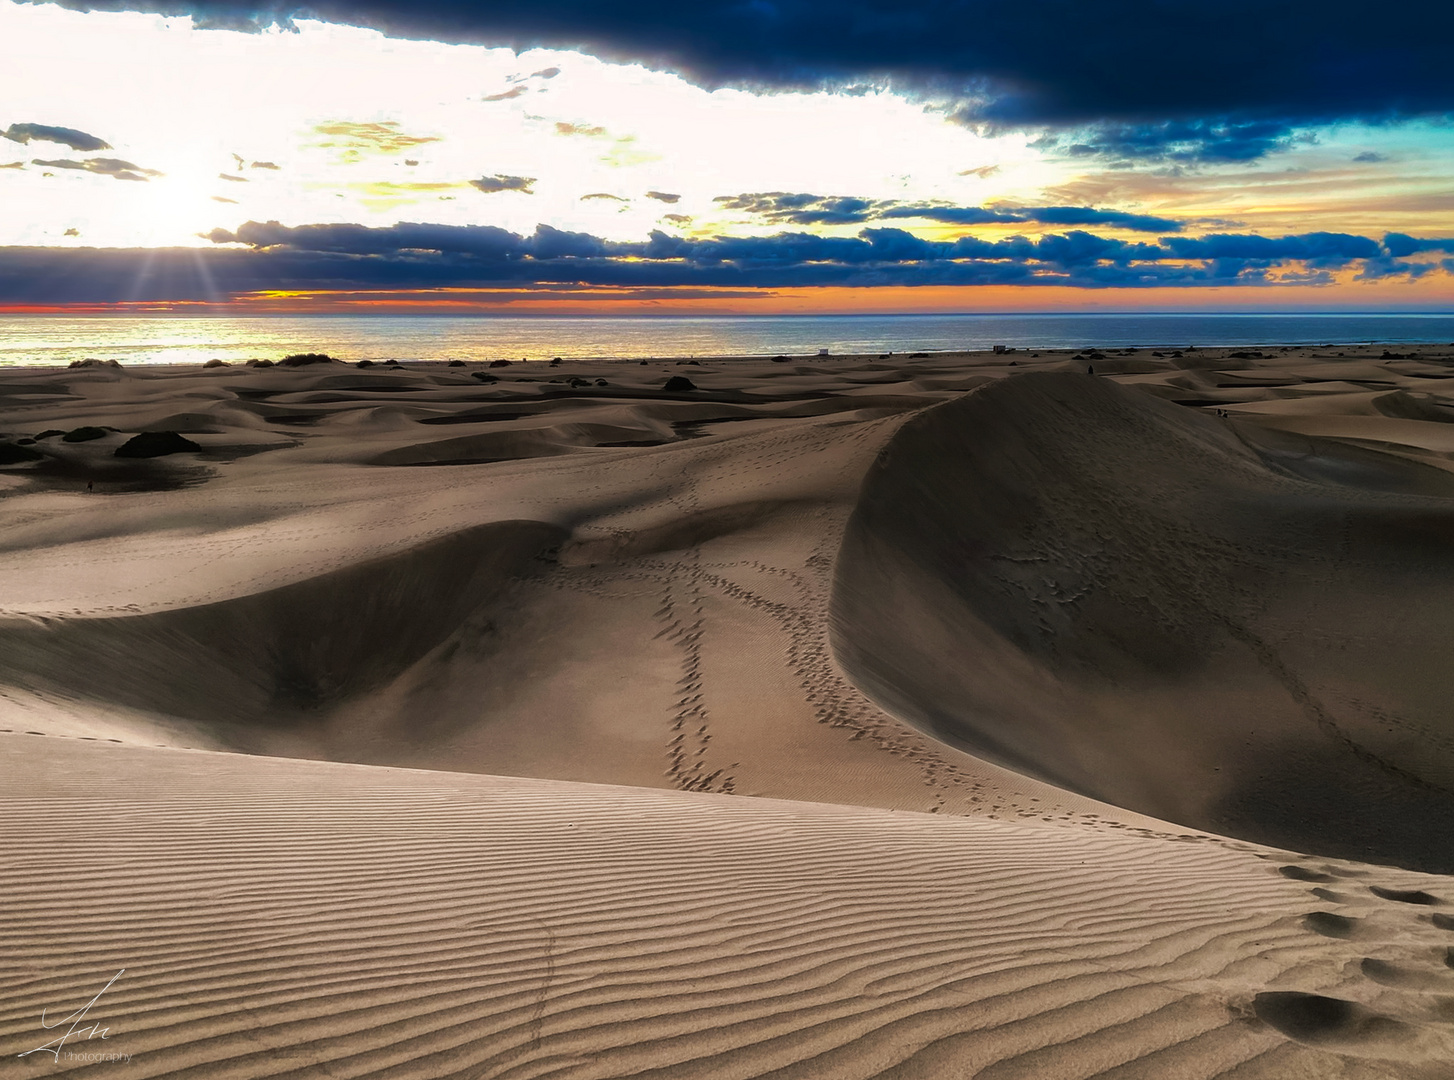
{"left": 117, "top": 154, "right": 247, "bottom": 248}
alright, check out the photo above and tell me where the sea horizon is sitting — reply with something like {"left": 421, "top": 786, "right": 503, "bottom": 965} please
{"left": 4, "top": 310, "right": 1454, "bottom": 368}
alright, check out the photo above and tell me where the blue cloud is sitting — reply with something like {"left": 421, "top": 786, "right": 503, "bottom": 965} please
{"left": 5, "top": 220, "right": 1448, "bottom": 302}
{"left": 2, "top": 122, "right": 112, "bottom": 152}
{"left": 1163, "top": 232, "right": 1382, "bottom": 261}
{"left": 1017, "top": 206, "right": 1184, "bottom": 233}
{"left": 1029, "top": 118, "right": 1306, "bottom": 164}
{"left": 1383, "top": 233, "right": 1454, "bottom": 257}
{"left": 716, "top": 192, "right": 1182, "bottom": 232}
{"left": 1355, "top": 258, "right": 1436, "bottom": 281}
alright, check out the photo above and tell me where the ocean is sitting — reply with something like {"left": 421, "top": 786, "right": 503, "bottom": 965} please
{"left": 2, "top": 312, "right": 1453, "bottom": 367}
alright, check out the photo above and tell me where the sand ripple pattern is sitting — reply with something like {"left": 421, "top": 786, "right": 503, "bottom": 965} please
{"left": 6, "top": 739, "right": 1443, "bottom": 1080}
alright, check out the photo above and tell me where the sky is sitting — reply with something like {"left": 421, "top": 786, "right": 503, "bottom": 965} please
{"left": 1, "top": 0, "right": 1452, "bottom": 314}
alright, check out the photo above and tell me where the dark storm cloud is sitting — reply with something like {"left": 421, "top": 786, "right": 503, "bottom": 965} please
{"left": 716, "top": 192, "right": 1182, "bottom": 232}
{"left": 468, "top": 174, "right": 536, "bottom": 194}
{"left": 2, "top": 122, "right": 112, "bottom": 152}
{"left": 21, "top": 1, "right": 1454, "bottom": 139}
{"left": 30, "top": 157, "right": 162, "bottom": 181}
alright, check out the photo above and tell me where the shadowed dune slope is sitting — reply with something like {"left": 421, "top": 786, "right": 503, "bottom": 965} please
{"left": 0, "top": 521, "right": 565, "bottom": 735}
{"left": 831, "top": 372, "right": 1454, "bottom": 872}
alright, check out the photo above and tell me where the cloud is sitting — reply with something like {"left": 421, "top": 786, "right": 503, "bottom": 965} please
{"left": 63, "top": 227, "right": 79, "bottom": 236}
{"left": 1032, "top": 118, "right": 1304, "bottom": 164}
{"left": 555, "top": 121, "right": 607, "bottom": 137}
{"left": 0, "top": 161, "right": 24, "bottom": 170}
{"left": 31, "top": 157, "right": 162, "bottom": 181}
{"left": 485, "top": 65, "right": 559, "bottom": 100}
{"left": 468, "top": 174, "right": 536, "bottom": 194}
{"left": 1013, "top": 206, "right": 1185, "bottom": 233}
{"left": 310, "top": 120, "right": 441, "bottom": 162}
{"left": 715, "top": 191, "right": 1182, "bottom": 232}
{"left": 218, "top": 172, "right": 248, "bottom": 182}
{"left": 662, "top": 213, "right": 691, "bottom": 223}
{"left": 714, "top": 192, "right": 887, "bottom": 225}
{"left": 212, "top": 195, "right": 239, "bottom": 203}
{"left": 1355, "top": 258, "right": 1436, "bottom": 281}
{"left": 1161, "top": 231, "right": 1382, "bottom": 261}
{"left": 208, "top": 219, "right": 530, "bottom": 256}
{"left": 645, "top": 190, "right": 681, "bottom": 203}
{"left": 1353, "top": 151, "right": 1388, "bottom": 163}
{"left": 1382, "top": 233, "right": 1454, "bottom": 257}
{"left": 581, "top": 192, "right": 627, "bottom": 201}
{"left": 958, "top": 165, "right": 1001, "bottom": 179}
{"left": 2, "top": 122, "right": 111, "bottom": 152}
{"left": 22, "top": 1, "right": 1454, "bottom": 137}
{"left": 4, "top": 218, "right": 1444, "bottom": 303}
{"left": 876, "top": 204, "right": 1019, "bottom": 226}
{"left": 251, "top": 160, "right": 281, "bottom": 169}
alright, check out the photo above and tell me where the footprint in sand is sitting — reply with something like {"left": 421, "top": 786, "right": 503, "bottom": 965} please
{"left": 1304, "top": 911, "right": 1362, "bottom": 938}
{"left": 1359, "top": 957, "right": 1453, "bottom": 991}
{"left": 1278, "top": 864, "right": 1335, "bottom": 882}
{"left": 1253, "top": 991, "right": 1408, "bottom": 1049}
{"left": 1369, "top": 885, "right": 1443, "bottom": 905}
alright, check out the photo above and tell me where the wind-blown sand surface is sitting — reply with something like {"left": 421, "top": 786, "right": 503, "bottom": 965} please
{"left": 3, "top": 343, "right": 1454, "bottom": 1077}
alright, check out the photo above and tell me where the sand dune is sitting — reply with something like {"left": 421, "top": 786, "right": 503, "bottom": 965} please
{"left": 6, "top": 735, "right": 1454, "bottom": 1079}
{"left": 833, "top": 369, "right": 1454, "bottom": 872}
{"left": 4, "top": 344, "right": 1454, "bottom": 1076}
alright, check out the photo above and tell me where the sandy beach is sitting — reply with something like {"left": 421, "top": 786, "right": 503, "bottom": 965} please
{"left": 4, "top": 343, "right": 1454, "bottom": 1078}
